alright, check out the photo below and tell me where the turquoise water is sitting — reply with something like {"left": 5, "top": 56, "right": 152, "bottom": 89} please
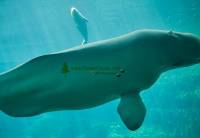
{"left": 0, "top": 0, "right": 200, "bottom": 137}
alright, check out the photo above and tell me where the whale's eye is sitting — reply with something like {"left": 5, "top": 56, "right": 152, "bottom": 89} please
{"left": 173, "top": 61, "right": 183, "bottom": 67}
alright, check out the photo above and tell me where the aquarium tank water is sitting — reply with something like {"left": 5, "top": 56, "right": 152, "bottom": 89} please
{"left": 0, "top": 0, "right": 200, "bottom": 138}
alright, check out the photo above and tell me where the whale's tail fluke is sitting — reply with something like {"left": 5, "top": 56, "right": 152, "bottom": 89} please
{"left": 82, "top": 39, "right": 88, "bottom": 45}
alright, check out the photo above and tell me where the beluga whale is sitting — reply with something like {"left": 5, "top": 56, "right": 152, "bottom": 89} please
{"left": 70, "top": 7, "right": 88, "bottom": 45}
{"left": 0, "top": 29, "right": 200, "bottom": 131}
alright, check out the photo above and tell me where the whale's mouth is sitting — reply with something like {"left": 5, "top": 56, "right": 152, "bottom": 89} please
{"left": 196, "top": 58, "right": 200, "bottom": 64}
{"left": 173, "top": 58, "right": 200, "bottom": 68}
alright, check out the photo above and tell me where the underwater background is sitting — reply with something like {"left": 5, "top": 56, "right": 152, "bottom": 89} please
{"left": 0, "top": 0, "right": 200, "bottom": 137}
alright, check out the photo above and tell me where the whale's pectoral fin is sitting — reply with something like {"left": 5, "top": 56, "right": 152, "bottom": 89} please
{"left": 117, "top": 93, "right": 146, "bottom": 131}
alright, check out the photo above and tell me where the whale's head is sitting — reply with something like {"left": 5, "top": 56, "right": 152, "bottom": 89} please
{"left": 165, "top": 31, "right": 200, "bottom": 69}
{"left": 70, "top": 7, "right": 78, "bottom": 16}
